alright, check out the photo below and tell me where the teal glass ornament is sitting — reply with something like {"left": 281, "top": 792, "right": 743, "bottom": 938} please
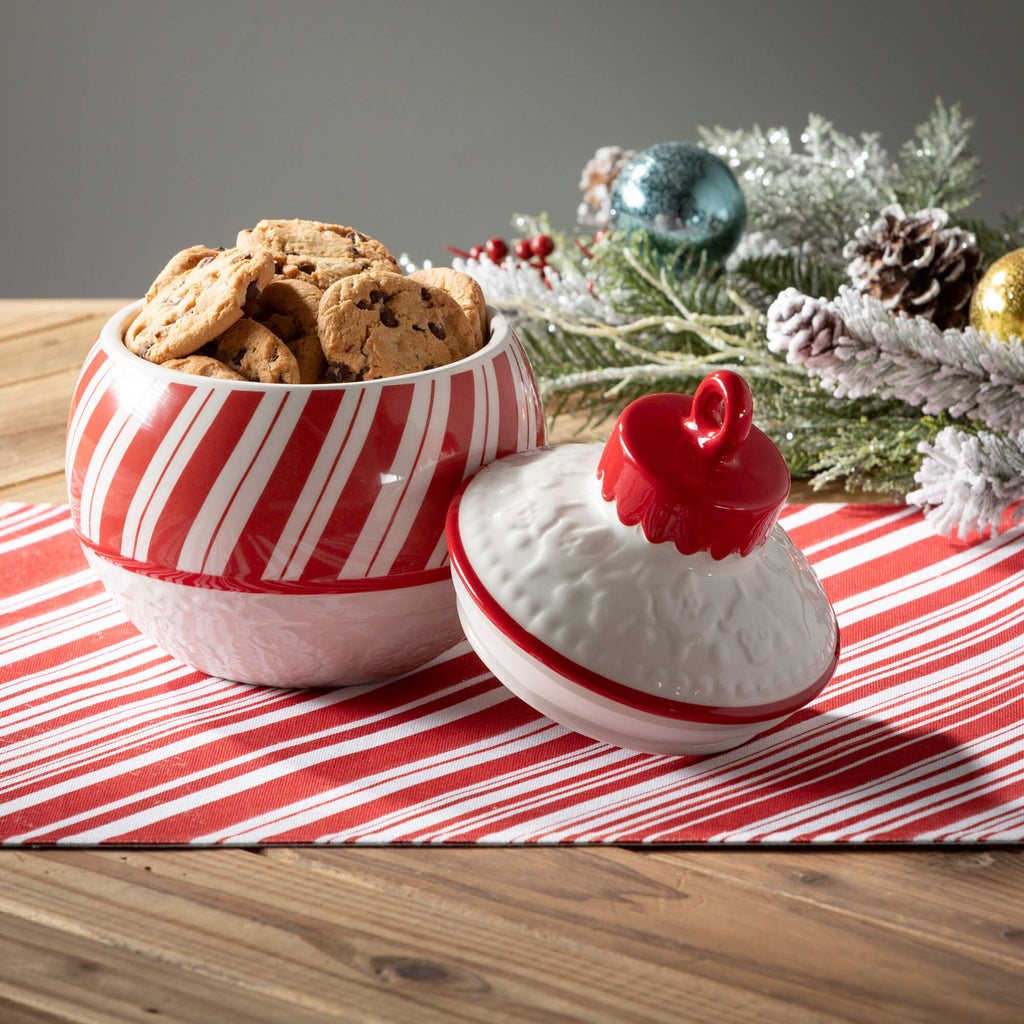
{"left": 609, "top": 142, "right": 747, "bottom": 271}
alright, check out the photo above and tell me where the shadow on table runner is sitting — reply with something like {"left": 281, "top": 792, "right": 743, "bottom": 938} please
{"left": 1, "top": 501, "right": 1022, "bottom": 846}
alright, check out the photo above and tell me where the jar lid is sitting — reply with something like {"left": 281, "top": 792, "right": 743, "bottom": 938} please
{"left": 597, "top": 370, "right": 789, "bottom": 559}
{"left": 444, "top": 375, "right": 840, "bottom": 755}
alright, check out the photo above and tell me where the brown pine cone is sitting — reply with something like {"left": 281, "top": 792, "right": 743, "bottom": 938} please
{"left": 843, "top": 204, "right": 981, "bottom": 330}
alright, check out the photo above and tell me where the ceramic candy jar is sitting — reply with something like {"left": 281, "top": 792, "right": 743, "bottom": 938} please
{"left": 446, "top": 370, "right": 840, "bottom": 755}
{"left": 66, "top": 302, "right": 544, "bottom": 688}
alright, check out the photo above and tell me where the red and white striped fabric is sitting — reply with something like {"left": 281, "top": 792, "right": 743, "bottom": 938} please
{"left": 2, "top": 500, "right": 1023, "bottom": 846}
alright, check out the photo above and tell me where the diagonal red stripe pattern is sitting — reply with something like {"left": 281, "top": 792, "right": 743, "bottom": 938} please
{"left": 1, "top": 501, "right": 1023, "bottom": 846}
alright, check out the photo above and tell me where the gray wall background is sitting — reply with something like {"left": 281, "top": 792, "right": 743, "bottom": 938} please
{"left": 3, "top": 0, "right": 1022, "bottom": 298}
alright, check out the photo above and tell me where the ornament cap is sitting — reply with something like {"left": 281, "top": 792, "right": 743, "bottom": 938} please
{"left": 596, "top": 372, "right": 790, "bottom": 559}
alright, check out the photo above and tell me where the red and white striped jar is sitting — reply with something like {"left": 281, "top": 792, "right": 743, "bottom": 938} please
{"left": 66, "top": 301, "right": 545, "bottom": 686}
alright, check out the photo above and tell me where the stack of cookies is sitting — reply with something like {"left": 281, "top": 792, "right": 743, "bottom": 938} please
{"left": 123, "top": 219, "right": 488, "bottom": 384}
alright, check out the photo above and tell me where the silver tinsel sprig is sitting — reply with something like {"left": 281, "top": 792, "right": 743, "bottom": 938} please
{"left": 770, "top": 286, "right": 1024, "bottom": 435}
{"left": 698, "top": 114, "right": 893, "bottom": 259}
{"left": 908, "top": 426, "right": 1024, "bottom": 539}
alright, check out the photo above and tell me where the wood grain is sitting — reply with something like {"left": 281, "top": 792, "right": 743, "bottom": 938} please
{"left": 0, "top": 849, "right": 819, "bottom": 1024}
{"left": 260, "top": 846, "right": 1024, "bottom": 1023}
{"left": 0, "top": 300, "right": 125, "bottom": 505}
{"left": 1, "top": 300, "right": 1022, "bottom": 1023}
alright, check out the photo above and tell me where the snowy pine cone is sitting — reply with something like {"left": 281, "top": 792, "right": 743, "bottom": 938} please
{"left": 766, "top": 288, "right": 850, "bottom": 369}
{"left": 577, "top": 146, "right": 637, "bottom": 228}
{"left": 843, "top": 204, "right": 981, "bottom": 330}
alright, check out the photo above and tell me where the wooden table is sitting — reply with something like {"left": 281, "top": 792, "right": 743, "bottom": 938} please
{"left": 2, "top": 299, "right": 1023, "bottom": 1023}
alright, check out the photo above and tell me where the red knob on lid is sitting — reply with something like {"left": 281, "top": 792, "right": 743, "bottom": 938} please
{"left": 596, "top": 371, "right": 790, "bottom": 559}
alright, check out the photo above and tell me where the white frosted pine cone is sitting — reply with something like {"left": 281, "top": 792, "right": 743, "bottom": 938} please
{"left": 577, "top": 145, "right": 637, "bottom": 228}
{"left": 766, "top": 288, "right": 849, "bottom": 369}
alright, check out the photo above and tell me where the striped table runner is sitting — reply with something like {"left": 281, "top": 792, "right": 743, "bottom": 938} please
{"left": 1, "top": 500, "right": 1022, "bottom": 846}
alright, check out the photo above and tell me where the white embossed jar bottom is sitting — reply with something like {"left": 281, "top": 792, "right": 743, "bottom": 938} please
{"left": 446, "top": 372, "right": 840, "bottom": 755}
{"left": 84, "top": 548, "right": 462, "bottom": 688}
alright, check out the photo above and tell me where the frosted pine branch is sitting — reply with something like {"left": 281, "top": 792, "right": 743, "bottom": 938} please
{"left": 907, "top": 426, "right": 1024, "bottom": 538}
{"left": 772, "top": 286, "right": 1024, "bottom": 433}
{"left": 454, "top": 253, "right": 620, "bottom": 324}
{"left": 537, "top": 356, "right": 771, "bottom": 399}
{"left": 701, "top": 102, "right": 981, "bottom": 267}
{"left": 699, "top": 115, "right": 893, "bottom": 258}
{"left": 892, "top": 100, "right": 981, "bottom": 214}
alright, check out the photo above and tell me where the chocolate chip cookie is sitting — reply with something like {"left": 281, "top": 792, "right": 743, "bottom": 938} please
{"left": 237, "top": 218, "right": 400, "bottom": 267}
{"left": 214, "top": 318, "right": 302, "bottom": 384}
{"left": 408, "top": 266, "right": 488, "bottom": 349}
{"left": 244, "top": 278, "right": 325, "bottom": 384}
{"left": 161, "top": 354, "right": 246, "bottom": 380}
{"left": 239, "top": 219, "right": 401, "bottom": 293}
{"left": 126, "top": 248, "right": 275, "bottom": 363}
{"left": 271, "top": 253, "right": 395, "bottom": 292}
{"left": 144, "top": 244, "right": 226, "bottom": 302}
{"left": 317, "top": 270, "right": 478, "bottom": 381}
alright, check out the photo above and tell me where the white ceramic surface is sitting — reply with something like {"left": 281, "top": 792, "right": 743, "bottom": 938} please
{"left": 453, "top": 574, "right": 782, "bottom": 755}
{"left": 86, "top": 549, "right": 463, "bottom": 687}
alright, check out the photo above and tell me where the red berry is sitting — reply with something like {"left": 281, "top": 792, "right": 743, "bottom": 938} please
{"left": 530, "top": 234, "right": 555, "bottom": 258}
{"left": 513, "top": 239, "right": 532, "bottom": 260}
{"left": 485, "top": 237, "right": 508, "bottom": 262}
{"left": 469, "top": 244, "right": 484, "bottom": 260}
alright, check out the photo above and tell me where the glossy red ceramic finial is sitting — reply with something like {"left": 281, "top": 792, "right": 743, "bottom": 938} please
{"left": 596, "top": 371, "right": 790, "bottom": 559}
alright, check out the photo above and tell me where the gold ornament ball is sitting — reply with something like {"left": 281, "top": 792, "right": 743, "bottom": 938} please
{"left": 969, "top": 248, "right": 1024, "bottom": 342}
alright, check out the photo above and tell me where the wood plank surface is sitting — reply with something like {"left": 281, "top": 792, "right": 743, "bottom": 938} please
{"left": 1, "top": 300, "right": 1022, "bottom": 1023}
